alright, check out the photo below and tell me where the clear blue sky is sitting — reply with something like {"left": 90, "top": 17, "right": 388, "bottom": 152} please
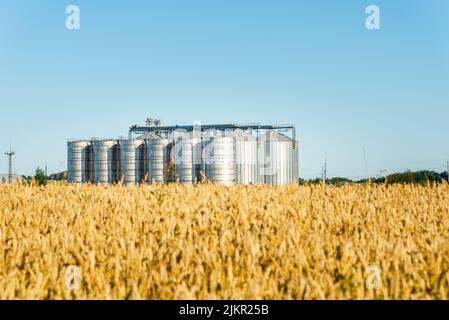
{"left": 1, "top": 0, "right": 448, "bottom": 179}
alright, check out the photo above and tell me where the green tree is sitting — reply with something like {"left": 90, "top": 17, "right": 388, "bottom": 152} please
{"left": 329, "top": 177, "right": 352, "bottom": 186}
{"left": 1, "top": 176, "right": 6, "bottom": 184}
{"left": 34, "top": 167, "right": 48, "bottom": 186}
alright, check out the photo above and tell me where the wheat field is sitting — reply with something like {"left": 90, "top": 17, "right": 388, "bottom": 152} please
{"left": 0, "top": 182, "right": 448, "bottom": 300}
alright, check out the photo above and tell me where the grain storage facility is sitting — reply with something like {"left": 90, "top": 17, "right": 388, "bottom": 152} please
{"left": 67, "top": 120, "right": 299, "bottom": 186}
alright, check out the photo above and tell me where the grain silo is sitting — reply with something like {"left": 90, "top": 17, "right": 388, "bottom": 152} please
{"left": 204, "top": 134, "right": 236, "bottom": 186}
{"left": 290, "top": 142, "right": 299, "bottom": 184}
{"left": 84, "top": 142, "right": 94, "bottom": 182}
{"left": 259, "top": 131, "right": 298, "bottom": 185}
{"left": 67, "top": 140, "right": 93, "bottom": 184}
{"left": 172, "top": 133, "right": 195, "bottom": 185}
{"left": 192, "top": 133, "right": 203, "bottom": 183}
{"left": 147, "top": 137, "right": 174, "bottom": 184}
{"left": 119, "top": 139, "right": 146, "bottom": 185}
{"left": 93, "top": 139, "right": 120, "bottom": 185}
{"left": 234, "top": 130, "right": 259, "bottom": 185}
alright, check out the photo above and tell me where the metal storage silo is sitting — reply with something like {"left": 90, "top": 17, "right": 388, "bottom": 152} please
{"left": 291, "top": 142, "right": 299, "bottom": 184}
{"left": 147, "top": 138, "right": 174, "bottom": 184}
{"left": 119, "top": 139, "right": 146, "bottom": 185}
{"left": 172, "top": 133, "right": 195, "bottom": 185}
{"left": 204, "top": 134, "right": 236, "bottom": 186}
{"left": 68, "top": 140, "right": 92, "bottom": 184}
{"left": 192, "top": 133, "right": 203, "bottom": 183}
{"left": 235, "top": 130, "right": 259, "bottom": 185}
{"left": 84, "top": 143, "right": 94, "bottom": 182}
{"left": 259, "top": 131, "right": 297, "bottom": 185}
{"left": 93, "top": 139, "right": 120, "bottom": 185}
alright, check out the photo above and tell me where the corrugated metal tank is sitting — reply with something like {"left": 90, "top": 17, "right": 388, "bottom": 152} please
{"left": 204, "top": 135, "right": 236, "bottom": 186}
{"left": 192, "top": 133, "right": 203, "bottom": 183}
{"left": 258, "top": 131, "right": 298, "bottom": 185}
{"left": 120, "top": 139, "right": 146, "bottom": 185}
{"left": 172, "top": 134, "right": 195, "bottom": 185}
{"left": 84, "top": 143, "right": 94, "bottom": 183}
{"left": 147, "top": 138, "right": 174, "bottom": 184}
{"left": 93, "top": 140, "right": 120, "bottom": 185}
{"left": 235, "top": 130, "right": 259, "bottom": 185}
{"left": 290, "top": 142, "right": 299, "bottom": 184}
{"left": 67, "top": 140, "right": 92, "bottom": 184}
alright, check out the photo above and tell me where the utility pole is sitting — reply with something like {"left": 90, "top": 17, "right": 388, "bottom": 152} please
{"left": 4, "top": 148, "right": 15, "bottom": 184}
{"left": 324, "top": 158, "right": 327, "bottom": 182}
{"left": 322, "top": 158, "right": 327, "bottom": 184}
{"left": 363, "top": 147, "right": 368, "bottom": 179}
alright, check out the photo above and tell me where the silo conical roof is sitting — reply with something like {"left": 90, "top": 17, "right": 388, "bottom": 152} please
{"left": 259, "top": 130, "right": 295, "bottom": 143}
{"left": 233, "top": 129, "right": 257, "bottom": 141}
{"left": 136, "top": 132, "right": 161, "bottom": 140}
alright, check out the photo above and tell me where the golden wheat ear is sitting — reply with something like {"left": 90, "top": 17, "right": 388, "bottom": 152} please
{"left": 200, "top": 171, "right": 207, "bottom": 184}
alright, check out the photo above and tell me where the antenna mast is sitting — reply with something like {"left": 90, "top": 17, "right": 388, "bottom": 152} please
{"left": 324, "top": 158, "right": 327, "bottom": 182}
{"left": 4, "top": 148, "right": 15, "bottom": 183}
{"left": 322, "top": 158, "right": 327, "bottom": 183}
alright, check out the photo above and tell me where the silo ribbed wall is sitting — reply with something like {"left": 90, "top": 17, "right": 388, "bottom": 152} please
{"left": 147, "top": 138, "right": 174, "bottom": 184}
{"left": 235, "top": 131, "right": 259, "bottom": 185}
{"left": 68, "top": 140, "right": 92, "bottom": 184}
{"left": 259, "top": 131, "right": 298, "bottom": 186}
{"left": 204, "top": 136, "right": 236, "bottom": 186}
{"left": 120, "top": 139, "right": 146, "bottom": 185}
{"left": 173, "top": 136, "right": 195, "bottom": 185}
{"left": 93, "top": 140, "right": 119, "bottom": 185}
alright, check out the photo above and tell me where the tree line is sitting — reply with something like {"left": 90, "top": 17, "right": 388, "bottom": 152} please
{"left": 300, "top": 170, "right": 449, "bottom": 186}
{"left": 3, "top": 168, "right": 449, "bottom": 187}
